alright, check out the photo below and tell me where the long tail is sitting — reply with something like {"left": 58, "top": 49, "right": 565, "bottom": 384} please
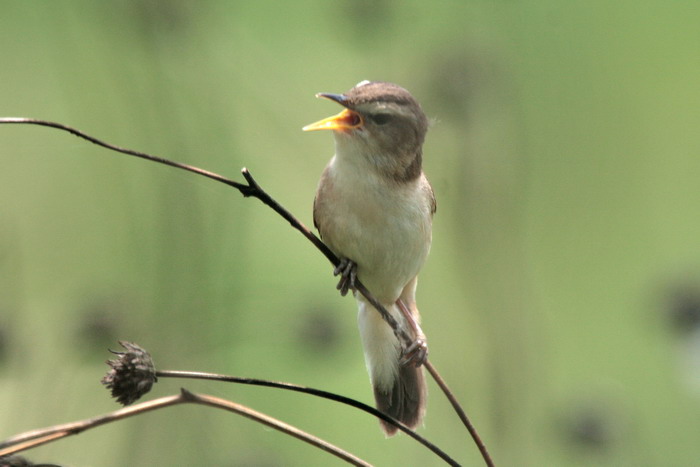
{"left": 357, "top": 300, "right": 427, "bottom": 436}
{"left": 373, "top": 359, "right": 426, "bottom": 436}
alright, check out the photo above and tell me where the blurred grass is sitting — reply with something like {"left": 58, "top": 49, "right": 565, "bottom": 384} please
{"left": 1, "top": 1, "right": 700, "bottom": 466}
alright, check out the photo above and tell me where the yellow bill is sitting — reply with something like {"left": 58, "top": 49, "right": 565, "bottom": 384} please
{"left": 303, "top": 108, "right": 363, "bottom": 132}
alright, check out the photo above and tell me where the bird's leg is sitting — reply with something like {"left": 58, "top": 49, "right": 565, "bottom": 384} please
{"left": 333, "top": 257, "right": 357, "bottom": 296}
{"left": 396, "top": 298, "right": 428, "bottom": 367}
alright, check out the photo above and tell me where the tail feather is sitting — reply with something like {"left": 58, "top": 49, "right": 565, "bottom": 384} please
{"left": 357, "top": 299, "right": 427, "bottom": 436}
{"left": 374, "top": 363, "right": 427, "bottom": 436}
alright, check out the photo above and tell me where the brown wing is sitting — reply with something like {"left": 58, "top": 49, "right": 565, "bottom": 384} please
{"left": 312, "top": 194, "right": 322, "bottom": 237}
{"left": 422, "top": 173, "right": 437, "bottom": 216}
{"left": 313, "top": 165, "right": 333, "bottom": 239}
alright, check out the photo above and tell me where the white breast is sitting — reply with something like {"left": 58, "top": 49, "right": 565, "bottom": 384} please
{"left": 315, "top": 153, "right": 433, "bottom": 304}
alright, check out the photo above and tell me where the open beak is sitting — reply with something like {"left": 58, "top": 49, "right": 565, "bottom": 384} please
{"left": 302, "top": 93, "right": 363, "bottom": 132}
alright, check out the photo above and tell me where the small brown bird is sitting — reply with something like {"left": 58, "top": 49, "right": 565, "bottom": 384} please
{"left": 304, "top": 81, "right": 435, "bottom": 435}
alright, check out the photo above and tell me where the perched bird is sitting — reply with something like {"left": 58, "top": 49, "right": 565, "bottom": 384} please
{"left": 303, "top": 81, "right": 435, "bottom": 435}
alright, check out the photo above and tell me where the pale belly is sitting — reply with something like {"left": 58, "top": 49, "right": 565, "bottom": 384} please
{"left": 315, "top": 167, "right": 432, "bottom": 304}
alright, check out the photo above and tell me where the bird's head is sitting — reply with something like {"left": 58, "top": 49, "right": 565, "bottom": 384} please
{"left": 304, "top": 81, "right": 429, "bottom": 182}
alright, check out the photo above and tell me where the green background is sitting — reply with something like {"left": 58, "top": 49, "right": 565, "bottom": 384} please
{"left": 2, "top": 1, "right": 700, "bottom": 465}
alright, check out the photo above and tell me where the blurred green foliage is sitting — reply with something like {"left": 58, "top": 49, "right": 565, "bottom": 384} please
{"left": 1, "top": 1, "right": 700, "bottom": 465}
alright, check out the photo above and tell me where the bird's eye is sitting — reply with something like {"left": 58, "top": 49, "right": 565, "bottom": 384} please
{"left": 370, "top": 113, "right": 392, "bottom": 125}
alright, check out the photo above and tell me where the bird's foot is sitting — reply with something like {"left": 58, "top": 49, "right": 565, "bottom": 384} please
{"left": 400, "top": 337, "right": 428, "bottom": 367}
{"left": 396, "top": 298, "right": 429, "bottom": 367}
{"left": 333, "top": 258, "right": 357, "bottom": 297}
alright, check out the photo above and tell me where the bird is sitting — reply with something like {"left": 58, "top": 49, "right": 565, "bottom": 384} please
{"left": 303, "top": 80, "right": 435, "bottom": 435}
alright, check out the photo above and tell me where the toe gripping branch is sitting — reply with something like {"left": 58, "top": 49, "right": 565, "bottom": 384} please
{"left": 333, "top": 257, "right": 357, "bottom": 296}
{"left": 396, "top": 299, "right": 428, "bottom": 367}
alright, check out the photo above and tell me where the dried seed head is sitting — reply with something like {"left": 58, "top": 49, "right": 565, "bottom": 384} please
{"left": 101, "top": 341, "right": 156, "bottom": 405}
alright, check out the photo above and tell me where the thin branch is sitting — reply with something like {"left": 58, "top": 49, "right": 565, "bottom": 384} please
{"left": 0, "top": 394, "right": 184, "bottom": 456}
{"left": 0, "top": 118, "right": 410, "bottom": 348}
{"left": 424, "top": 361, "right": 494, "bottom": 467}
{"left": 157, "top": 369, "right": 460, "bottom": 466}
{"left": 181, "top": 390, "right": 371, "bottom": 466}
{"left": 0, "top": 118, "right": 251, "bottom": 193}
{"left": 0, "top": 389, "right": 371, "bottom": 467}
{"left": 1, "top": 117, "right": 492, "bottom": 466}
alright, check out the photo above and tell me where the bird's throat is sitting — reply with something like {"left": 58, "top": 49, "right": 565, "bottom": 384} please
{"left": 333, "top": 135, "right": 423, "bottom": 184}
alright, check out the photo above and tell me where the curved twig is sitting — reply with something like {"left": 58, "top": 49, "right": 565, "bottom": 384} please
{"left": 424, "top": 361, "right": 493, "bottom": 466}
{"left": 157, "top": 369, "right": 459, "bottom": 466}
{"left": 0, "top": 389, "right": 371, "bottom": 467}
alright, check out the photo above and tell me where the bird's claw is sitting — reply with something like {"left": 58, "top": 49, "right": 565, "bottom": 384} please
{"left": 333, "top": 258, "right": 357, "bottom": 296}
{"left": 395, "top": 298, "right": 428, "bottom": 367}
{"left": 400, "top": 338, "right": 428, "bottom": 367}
